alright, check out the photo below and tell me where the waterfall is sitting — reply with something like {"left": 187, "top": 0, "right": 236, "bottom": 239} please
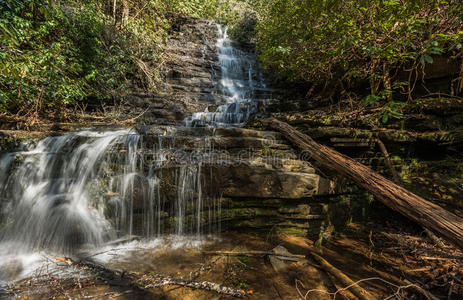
{"left": 187, "top": 25, "right": 266, "bottom": 127}
{"left": 0, "top": 23, "right": 266, "bottom": 283}
{"left": 0, "top": 131, "right": 129, "bottom": 254}
{"left": 0, "top": 130, "right": 215, "bottom": 254}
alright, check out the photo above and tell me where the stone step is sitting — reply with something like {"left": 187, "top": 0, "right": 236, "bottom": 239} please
{"left": 167, "top": 78, "right": 215, "bottom": 88}
{"left": 136, "top": 125, "right": 284, "bottom": 139}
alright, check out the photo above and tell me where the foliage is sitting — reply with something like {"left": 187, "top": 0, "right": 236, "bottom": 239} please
{"left": 164, "top": 0, "right": 251, "bottom": 24}
{"left": 0, "top": 0, "right": 254, "bottom": 117}
{"left": 3, "top": 0, "right": 461, "bottom": 122}
{"left": 0, "top": 0, "right": 167, "bottom": 116}
{"left": 253, "top": 0, "right": 463, "bottom": 103}
{"left": 379, "top": 101, "right": 405, "bottom": 124}
{"left": 229, "top": 10, "right": 257, "bottom": 47}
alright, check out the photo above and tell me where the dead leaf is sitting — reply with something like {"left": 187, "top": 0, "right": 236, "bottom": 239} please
{"left": 53, "top": 256, "right": 67, "bottom": 262}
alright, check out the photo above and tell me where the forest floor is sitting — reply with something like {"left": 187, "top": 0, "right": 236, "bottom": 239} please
{"left": 4, "top": 217, "right": 463, "bottom": 299}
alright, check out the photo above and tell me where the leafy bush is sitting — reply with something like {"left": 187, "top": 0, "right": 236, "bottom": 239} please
{"left": 254, "top": 0, "right": 463, "bottom": 101}
{"left": 0, "top": 0, "right": 166, "bottom": 116}
{"left": 0, "top": 0, "right": 253, "bottom": 118}
{"left": 229, "top": 10, "right": 257, "bottom": 48}
{"left": 1, "top": 1, "right": 87, "bottom": 112}
{"left": 162, "top": 0, "right": 252, "bottom": 25}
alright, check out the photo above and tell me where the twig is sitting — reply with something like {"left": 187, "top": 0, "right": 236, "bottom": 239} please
{"left": 424, "top": 228, "right": 446, "bottom": 249}
{"left": 403, "top": 279, "right": 440, "bottom": 300}
{"left": 296, "top": 276, "right": 438, "bottom": 300}
{"left": 118, "top": 106, "right": 150, "bottom": 124}
{"left": 80, "top": 290, "right": 132, "bottom": 299}
{"left": 121, "top": 2, "right": 149, "bottom": 29}
{"left": 325, "top": 272, "right": 357, "bottom": 300}
{"left": 422, "top": 93, "right": 463, "bottom": 100}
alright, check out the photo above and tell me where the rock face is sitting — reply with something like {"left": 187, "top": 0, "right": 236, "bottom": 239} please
{"left": 265, "top": 97, "right": 463, "bottom": 218}
{"left": 128, "top": 17, "right": 220, "bottom": 125}
{"left": 128, "top": 16, "right": 276, "bottom": 126}
{"left": 211, "top": 165, "right": 320, "bottom": 199}
{"left": 0, "top": 129, "right": 338, "bottom": 241}
{"left": 124, "top": 126, "right": 336, "bottom": 237}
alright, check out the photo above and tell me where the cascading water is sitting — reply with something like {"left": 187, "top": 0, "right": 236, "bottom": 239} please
{"left": 0, "top": 131, "right": 127, "bottom": 254}
{"left": 187, "top": 25, "right": 268, "bottom": 127}
{"left": 0, "top": 131, "right": 125, "bottom": 283}
{"left": 0, "top": 129, "right": 218, "bottom": 282}
{"left": 0, "top": 23, "right": 266, "bottom": 283}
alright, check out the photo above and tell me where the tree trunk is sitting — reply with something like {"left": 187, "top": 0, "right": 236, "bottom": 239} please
{"left": 122, "top": 0, "right": 129, "bottom": 27}
{"left": 113, "top": 0, "right": 117, "bottom": 25}
{"left": 260, "top": 117, "right": 463, "bottom": 250}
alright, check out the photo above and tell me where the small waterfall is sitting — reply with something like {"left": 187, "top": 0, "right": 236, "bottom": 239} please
{"left": 187, "top": 25, "right": 267, "bottom": 127}
{"left": 0, "top": 129, "right": 218, "bottom": 256}
{"left": 0, "top": 131, "right": 129, "bottom": 254}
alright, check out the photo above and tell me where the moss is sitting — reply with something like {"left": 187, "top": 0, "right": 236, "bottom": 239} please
{"left": 276, "top": 227, "right": 310, "bottom": 236}
{"left": 220, "top": 208, "right": 278, "bottom": 219}
{"left": 278, "top": 204, "right": 311, "bottom": 215}
{"left": 377, "top": 130, "right": 416, "bottom": 143}
{"left": 399, "top": 158, "right": 463, "bottom": 209}
{"left": 0, "top": 137, "right": 20, "bottom": 153}
{"left": 134, "top": 281, "right": 147, "bottom": 288}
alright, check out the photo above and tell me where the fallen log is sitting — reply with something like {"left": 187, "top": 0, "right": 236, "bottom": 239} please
{"left": 308, "top": 251, "right": 373, "bottom": 300}
{"left": 260, "top": 118, "right": 463, "bottom": 250}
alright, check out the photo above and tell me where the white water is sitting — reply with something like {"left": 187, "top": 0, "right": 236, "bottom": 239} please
{"left": 0, "top": 24, "right": 265, "bottom": 285}
{"left": 187, "top": 25, "right": 268, "bottom": 127}
{"left": 0, "top": 131, "right": 127, "bottom": 254}
{"left": 0, "top": 129, "right": 215, "bottom": 283}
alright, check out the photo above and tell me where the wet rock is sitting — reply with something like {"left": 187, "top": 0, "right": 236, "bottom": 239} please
{"left": 125, "top": 174, "right": 150, "bottom": 211}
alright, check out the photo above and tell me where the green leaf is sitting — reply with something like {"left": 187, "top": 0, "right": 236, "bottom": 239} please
{"left": 423, "top": 54, "right": 433, "bottom": 64}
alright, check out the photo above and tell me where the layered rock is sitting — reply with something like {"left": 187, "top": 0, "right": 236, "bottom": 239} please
{"left": 264, "top": 97, "right": 463, "bottom": 217}
{"left": 127, "top": 17, "right": 220, "bottom": 125}
{"left": 121, "top": 126, "right": 335, "bottom": 236}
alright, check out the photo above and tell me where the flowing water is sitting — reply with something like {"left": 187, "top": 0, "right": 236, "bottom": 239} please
{"left": 187, "top": 25, "right": 268, "bottom": 127}
{"left": 0, "top": 24, "right": 265, "bottom": 284}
